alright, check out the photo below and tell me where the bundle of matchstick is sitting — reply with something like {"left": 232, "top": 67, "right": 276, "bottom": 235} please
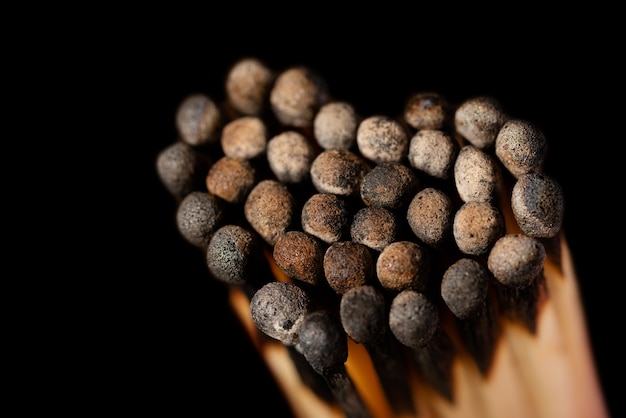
{"left": 157, "top": 57, "right": 608, "bottom": 418}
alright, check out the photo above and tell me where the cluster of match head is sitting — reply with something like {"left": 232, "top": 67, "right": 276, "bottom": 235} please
{"left": 157, "top": 57, "right": 565, "bottom": 408}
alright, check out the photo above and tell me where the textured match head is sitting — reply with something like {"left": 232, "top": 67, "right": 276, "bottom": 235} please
{"left": 156, "top": 141, "right": 211, "bottom": 200}
{"left": 220, "top": 116, "right": 268, "bottom": 161}
{"left": 441, "top": 258, "right": 490, "bottom": 319}
{"left": 408, "top": 129, "right": 458, "bottom": 180}
{"left": 454, "top": 96, "right": 508, "bottom": 150}
{"left": 495, "top": 119, "right": 547, "bottom": 179}
{"left": 301, "top": 193, "right": 351, "bottom": 244}
{"left": 175, "top": 93, "right": 222, "bottom": 146}
{"left": 376, "top": 241, "right": 430, "bottom": 293}
{"left": 339, "top": 285, "right": 387, "bottom": 344}
{"left": 270, "top": 66, "right": 329, "bottom": 127}
{"left": 487, "top": 233, "right": 546, "bottom": 288}
{"left": 350, "top": 206, "right": 398, "bottom": 252}
{"left": 360, "top": 162, "right": 419, "bottom": 210}
{"left": 323, "top": 241, "right": 374, "bottom": 295}
{"left": 511, "top": 173, "right": 564, "bottom": 238}
{"left": 244, "top": 179, "right": 295, "bottom": 245}
{"left": 453, "top": 201, "right": 505, "bottom": 256}
{"left": 454, "top": 144, "right": 502, "bottom": 203}
{"left": 298, "top": 310, "right": 348, "bottom": 374}
{"left": 406, "top": 187, "right": 454, "bottom": 248}
{"left": 273, "top": 231, "right": 325, "bottom": 286}
{"left": 356, "top": 115, "right": 410, "bottom": 164}
{"left": 206, "top": 224, "right": 262, "bottom": 286}
{"left": 389, "top": 290, "right": 439, "bottom": 349}
{"left": 176, "top": 191, "right": 225, "bottom": 249}
{"left": 205, "top": 156, "right": 256, "bottom": 205}
{"left": 313, "top": 101, "right": 359, "bottom": 150}
{"left": 225, "top": 57, "right": 275, "bottom": 116}
{"left": 267, "top": 130, "right": 316, "bottom": 184}
{"left": 249, "top": 281, "right": 313, "bottom": 346}
{"left": 403, "top": 91, "right": 451, "bottom": 131}
{"left": 310, "top": 149, "right": 370, "bottom": 197}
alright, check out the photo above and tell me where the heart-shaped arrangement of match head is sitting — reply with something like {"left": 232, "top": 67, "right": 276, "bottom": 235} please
{"left": 157, "top": 57, "right": 607, "bottom": 418}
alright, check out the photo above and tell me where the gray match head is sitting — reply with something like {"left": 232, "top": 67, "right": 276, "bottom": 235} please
{"left": 360, "top": 162, "right": 419, "bottom": 210}
{"left": 350, "top": 206, "right": 398, "bottom": 252}
{"left": 175, "top": 93, "right": 222, "bottom": 146}
{"left": 269, "top": 66, "right": 329, "bottom": 127}
{"left": 244, "top": 179, "right": 295, "bottom": 245}
{"left": 453, "top": 201, "right": 505, "bottom": 256}
{"left": 339, "top": 285, "right": 387, "bottom": 344}
{"left": 511, "top": 173, "right": 564, "bottom": 238}
{"left": 403, "top": 91, "right": 450, "bottom": 131}
{"left": 220, "top": 116, "right": 268, "bottom": 160}
{"left": 176, "top": 191, "right": 225, "bottom": 249}
{"left": 249, "top": 281, "right": 313, "bottom": 346}
{"left": 323, "top": 241, "right": 374, "bottom": 295}
{"left": 297, "top": 310, "right": 348, "bottom": 374}
{"left": 356, "top": 115, "right": 410, "bottom": 164}
{"left": 441, "top": 258, "right": 490, "bottom": 319}
{"left": 454, "top": 144, "right": 502, "bottom": 203}
{"left": 389, "top": 290, "right": 439, "bottom": 349}
{"left": 454, "top": 96, "right": 508, "bottom": 150}
{"left": 301, "top": 193, "right": 351, "bottom": 244}
{"left": 225, "top": 57, "right": 275, "bottom": 116}
{"left": 156, "top": 141, "right": 211, "bottom": 200}
{"left": 495, "top": 119, "right": 547, "bottom": 179}
{"left": 408, "top": 129, "right": 458, "bottom": 180}
{"left": 487, "top": 233, "right": 546, "bottom": 288}
{"left": 273, "top": 231, "right": 325, "bottom": 286}
{"left": 205, "top": 156, "right": 256, "bottom": 204}
{"left": 310, "top": 149, "right": 370, "bottom": 197}
{"left": 376, "top": 241, "right": 430, "bottom": 293}
{"left": 313, "top": 101, "right": 359, "bottom": 150}
{"left": 406, "top": 187, "right": 454, "bottom": 248}
{"left": 206, "top": 224, "right": 261, "bottom": 286}
{"left": 266, "top": 130, "right": 316, "bottom": 184}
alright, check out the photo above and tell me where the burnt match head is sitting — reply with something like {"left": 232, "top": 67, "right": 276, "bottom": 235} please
{"left": 205, "top": 156, "right": 256, "bottom": 205}
{"left": 376, "top": 241, "right": 430, "bottom": 293}
{"left": 360, "top": 162, "right": 419, "bottom": 210}
{"left": 406, "top": 187, "right": 454, "bottom": 248}
{"left": 389, "top": 290, "right": 439, "bottom": 349}
{"left": 453, "top": 201, "right": 505, "bottom": 256}
{"left": 441, "top": 258, "right": 490, "bottom": 319}
{"left": 156, "top": 141, "right": 211, "bottom": 200}
{"left": 495, "top": 118, "right": 547, "bottom": 179}
{"left": 176, "top": 191, "right": 225, "bottom": 249}
{"left": 454, "top": 144, "right": 501, "bottom": 203}
{"left": 313, "top": 101, "right": 359, "bottom": 151}
{"left": 225, "top": 57, "right": 275, "bottom": 116}
{"left": 403, "top": 91, "right": 450, "bottom": 131}
{"left": 408, "top": 129, "right": 458, "bottom": 180}
{"left": 298, "top": 310, "right": 348, "bottom": 374}
{"left": 175, "top": 93, "right": 222, "bottom": 147}
{"left": 324, "top": 241, "right": 374, "bottom": 295}
{"left": 487, "top": 233, "right": 546, "bottom": 289}
{"left": 273, "top": 231, "right": 325, "bottom": 286}
{"left": 270, "top": 66, "right": 329, "bottom": 127}
{"left": 310, "top": 149, "right": 370, "bottom": 197}
{"left": 511, "top": 173, "right": 564, "bottom": 238}
{"left": 244, "top": 179, "right": 295, "bottom": 246}
{"left": 356, "top": 115, "right": 410, "bottom": 164}
{"left": 339, "top": 285, "right": 387, "bottom": 344}
{"left": 454, "top": 95, "right": 508, "bottom": 150}
{"left": 350, "top": 206, "right": 399, "bottom": 252}
{"left": 250, "top": 281, "right": 313, "bottom": 346}
{"left": 301, "top": 193, "right": 351, "bottom": 244}
{"left": 206, "top": 224, "right": 261, "bottom": 286}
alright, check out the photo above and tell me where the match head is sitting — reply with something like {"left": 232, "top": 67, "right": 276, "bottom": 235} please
{"left": 350, "top": 206, "right": 398, "bottom": 252}
{"left": 220, "top": 116, "right": 268, "bottom": 161}
{"left": 301, "top": 193, "right": 351, "bottom": 244}
{"left": 454, "top": 144, "right": 502, "bottom": 203}
{"left": 495, "top": 119, "right": 547, "bottom": 179}
{"left": 511, "top": 173, "right": 564, "bottom": 238}
{"left": 389, "top": 290, "right": 439, "bottom": 349}
{"left": 175, "top": 93, "right": 222, "bottom": 146}
{"left": 175, "top": 191, "right": 225, "bottom": 249}
{"left": 408, "top": 129, "right": 458, "bottom": 180}
{"left": 403, "top": 91, "right": 451, "bottom": 131}
{"left": 313, "top": 101, "right": 359, "bottom": 151}
{"left": 266, "top": 130, "right": 316, "bottom": 184}
{"left": 206, "top": 224, "right": 261, "bottom": 286}
{"left": 205, "top": 156, "right": 256, "bottom": 204}
{"left": 250, "top": 281, "right": 313, "bottom": 346}
{"left": 376, "top": 241, "right": 430, "bottom": 293}
{"left": 156, "top": 141, "right": 211, "bottom": 200}
{"left": 339, "top": 285, "right": 387, "bottom": 344}
{"left": 360, "top": 162, "right": 419, "bottom": 210}
{"left": 273, "top": 231, "right": 325, "bottom": 286}
{"left": 441, "top": 258, "right": 490, "bottom": 319}
{"left": 244, "top": 179, "right": 295, "bottom": 246}
{"left": 323, "top": 241, "right": 374, "bottom": 295}
{"left": 356, "top": 115, "right": 410, "bottom": 164}
{"left": 454, "top": 96, "right": 508, "bottom": 150}
{"left": 269, "top": 66, "right": 329, "bottom": 127}
{"left": 225, "top": 57, "right": 275, "bottom": 116}
{"left": 297, "top": 310, "right": 348, "bottom": 374}
{"left": 406, "top": 187, "right": 454, "bottom": 248}
{"left": 453, "top": 201, "right": 505, "bottom": 256}
{"left": 310, "top": 149, "right": 370, "bottom": 197}
{"left": 487, "top": 233, "right": 547, "bottom": 288}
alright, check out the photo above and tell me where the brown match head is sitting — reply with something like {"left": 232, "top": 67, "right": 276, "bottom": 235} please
{"left": 273, "top": 231, "right": 325, "bottom": 286}
{"left": 175, "top": 93, "right": 222, "bottom": 146}
{"left": 225, "top": 57, "right": 275, "bottom": 116}
{"left": 356, "top": 115, "right": 410, "bottom": 164}
{"left": 249, "top": 281, "right": 313, "bottom": 346}
{"left": 301, "top": 193, "right": 351, "bottom": 244}
{"left": 408, "top": 129, "right": 458, "bottom": 180}
{"left": 403, "top": 91, "right": 451, "bottom": 131}
{"left": 350, "top": 206, "right": 399, "bottom": 252}
{"left": 269, "top": 66, "right": 329, "bottom": 127}
{"left": 495, "top": 119, "right": 547, "bottom": 179}
{"left": 441, "top": 258, "right": 490, "bottom": 319}
{"left": 454, "top": 144, "right": 502, "bottom": 203}
{"left": 156, "top": 141, "right": 211, "bottom": 200}
{"left": 323, "top": 241, "right": 374, "bottom": 295}
{"left": 511, "top": 173, "right": 564, "bottom": 238}
{"left": 339, "top": 285, "right": 387, "bottom": 344}
{"left": 310, "top": 149, "right": 370, "bottom": 197}
{"left": 376, "top": 241, "right": 430, "bottom": 293}
{"left": 389, "top": 290, "right": 439, "bottom": 349}
{"left": 406, "top": 187, "right": 454, "bottom": 248}
{"left": 454, "top": 96, "right": 508, "bottom": 150}
{"left": 206, "top": 224, "right": 262, "bottom": 286}
{"left": 453, "top": 201, "right": 505, "bottom": 256}
{"left": 266, "top": 130, "right": 316, "bottom": 184}
{"left": 313, "top": 101, "right": 359, "bottom": 150}
{"left": 220, "top": 116, "right": 268, "bottom": 161}
{"left": 244, "top": 179, "right": 295, "bottom": 246}
{"left": 205, "top": 156, "right": 256, "bottom": 205}
{"left": 360, "top": 162, "right": 419, "bottom": 210}
{"left": 175, "top": 191, "right": 225, "bottom": 249}
{"left": 487, "top": 233, "right": 546, "bottom": 288}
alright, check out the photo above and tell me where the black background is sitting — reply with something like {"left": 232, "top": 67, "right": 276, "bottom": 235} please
{"left": 113, "top": 11, "right": 619, "bottom": 418}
